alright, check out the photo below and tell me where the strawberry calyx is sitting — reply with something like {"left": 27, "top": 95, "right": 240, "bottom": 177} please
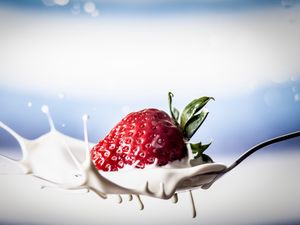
{"left": 168, "top": 92, "right": 214, "bottom": 163}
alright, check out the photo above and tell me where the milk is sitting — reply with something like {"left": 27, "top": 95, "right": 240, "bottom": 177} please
{"left": 0, "top": 105, "right": 226, "bottom": 217}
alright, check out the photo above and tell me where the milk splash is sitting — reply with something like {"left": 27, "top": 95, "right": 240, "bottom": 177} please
{"left": 0, "top": 105, "right": 226, "bottom": 217}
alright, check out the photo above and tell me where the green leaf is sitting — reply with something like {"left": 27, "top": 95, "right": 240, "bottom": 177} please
{"left": 190, "top": 142, "right": 211, "bottom": 159}
{"left": 201, "top": 154, "right": 214, "bottom": 163}
{"left": 180, "top": 96, "right": 214, "bottom": 129}
{"left": 168, "top": 92, "right": 179, "bottom": 125}
{"left": 184, "top": 110, "right": 209, "bottom": 140}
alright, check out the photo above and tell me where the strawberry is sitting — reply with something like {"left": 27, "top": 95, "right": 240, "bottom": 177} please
{"left": 91, "top": 92, "right": 214, "bottom": 171}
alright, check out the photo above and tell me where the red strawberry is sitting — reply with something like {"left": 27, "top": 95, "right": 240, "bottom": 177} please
{"left": 91, "top": 92, "right": 214, "bottom": 171}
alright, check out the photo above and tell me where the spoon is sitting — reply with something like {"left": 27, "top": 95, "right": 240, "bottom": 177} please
{"left": 202, "top": 130, "right": 300, "bottom": 189}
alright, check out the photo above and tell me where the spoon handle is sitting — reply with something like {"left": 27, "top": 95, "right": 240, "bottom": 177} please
{"left": 202, "top": 130, "right": 300, "bottom": 189}
{"left": 224, "top": 130, "right": 300, "bottom": 173}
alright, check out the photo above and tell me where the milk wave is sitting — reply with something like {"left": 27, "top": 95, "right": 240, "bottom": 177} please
{"left": 0, "top": 105, "right": 226, "bottom": 217}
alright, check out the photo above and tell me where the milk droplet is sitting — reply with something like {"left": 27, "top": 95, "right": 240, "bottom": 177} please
{"left": 82, "top": 114, "right": 89, "bottom": 121}
{"left": 294, "top": 94, "right": 300, "bottom": 101}
{"left": 118, "top": 195, "right": 123, "bottom": 204}
{"left": 41, "top": 105, "right": 49, "bottom": 114}
{"left": 41, "top": 105, "right": 55, "bottom": 130}
{"left": 135, "top": 195, "right": 144, "bottom": 210}
{"left": 189, "top": 190, "right": 197, "bottom": 218}
{"left": 84, "top": 1, "right": 96, "bottom": 14}
{"left": 172, "top": 193, "right": 178, "bottom": 203}
{"left": 27, "top": 102, "right": 32, "bottom": 108}
{"left": 54, "top": 0, "right": 69, "bottom": 6}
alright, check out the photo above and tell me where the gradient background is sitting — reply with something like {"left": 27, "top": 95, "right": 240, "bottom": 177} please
{"left": 0, "top": 0, "right": 300, "bottom": 225}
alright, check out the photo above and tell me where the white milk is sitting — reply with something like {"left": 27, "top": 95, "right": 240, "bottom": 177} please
{"left": 0, "top": 105, "right": 226, "bottom": 217}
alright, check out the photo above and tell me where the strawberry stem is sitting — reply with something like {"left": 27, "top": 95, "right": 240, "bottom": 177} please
{"left": 168, "top": 92, "right": 180, "bottom": 126}
{"left": 167, "top": 92, "right": 214, "bottom": 162}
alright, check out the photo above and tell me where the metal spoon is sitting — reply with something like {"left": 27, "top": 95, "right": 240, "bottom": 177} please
{"left": 202, "top": 130, "right": 300, "bottom": 189}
